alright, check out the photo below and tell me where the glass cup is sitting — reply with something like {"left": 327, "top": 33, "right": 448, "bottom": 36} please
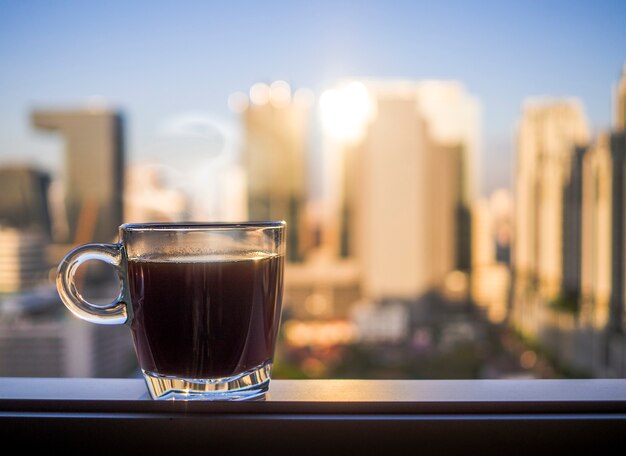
{"left": 56, "top": 221, "right": 285, "bottom": 400}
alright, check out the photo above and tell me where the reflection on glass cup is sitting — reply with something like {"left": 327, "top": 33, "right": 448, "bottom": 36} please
{"left": 56, "top": 222, "right": 285, "bottom": 400}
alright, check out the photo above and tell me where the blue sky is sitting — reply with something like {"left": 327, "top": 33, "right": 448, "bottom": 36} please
{"left": 1, "top": 0, "right": 625, "bottom": 194}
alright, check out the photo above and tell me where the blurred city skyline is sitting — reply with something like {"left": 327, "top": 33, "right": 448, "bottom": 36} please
{"left": 1, "top": 0, "right": 626, "bottom": 195}
{"left": 1, "top": 1, "right": 625, "bottom": 381}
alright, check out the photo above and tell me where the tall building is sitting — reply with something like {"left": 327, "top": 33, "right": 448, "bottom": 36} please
{"left": 615, "top": 64, "right": 626, "bottom": 131}
{"left": 612, "top": 64, "right": 626, "bottom": 341}
{"left": 0, "top": 165, "right": 51, "bottom": 237}
{"left": 578, "top": 130, "right": 625, "bottom": 378}
{"left": 0, "top": 110, "right": 135, "bottom": 379}
{"left": 608, "top": 131, "right": 625, "bottom": 333}
{"left": 562, "top": 146, "right": 585, "bottom": 300}
{"left": 0, "top": 228, "right": 49, "bottom": 294}
{"left": 616, "top": 66, "right": 626, "bottom": 343}
{"left": 324, "top": 80, "right": 479, "bottom": 302}
{"left": 581, "top": 133, "right": 614, "bottom": 329}
{"left": 509, "top": 68, "right": 626, "bottom": 377}
{"left": 471, "top": 190, "right": 513, "bottom": 323}
{"left": 31, "top": 108, "right": 124, "bottom": 244}
{"left": 237, "top": 81, "right": 312, "bottom": 262}
{"left": 513, "top": 100, "right": 589, "bottom": 301}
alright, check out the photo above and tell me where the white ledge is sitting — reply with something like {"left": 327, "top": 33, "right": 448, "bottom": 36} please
{"left": 1, "top": 378, "right": 626, "bottom": 408}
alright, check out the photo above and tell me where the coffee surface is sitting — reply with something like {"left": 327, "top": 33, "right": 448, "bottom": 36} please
{"left": 128, "top": 254, "right": 283, "bottom": 379}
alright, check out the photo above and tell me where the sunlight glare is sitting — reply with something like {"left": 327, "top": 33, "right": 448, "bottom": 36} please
{"left": 319, "top": 81, "right": 373, "bottom": 143}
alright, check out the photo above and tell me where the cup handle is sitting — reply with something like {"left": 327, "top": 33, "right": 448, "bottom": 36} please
{"left": 56, "top": 243, "right": 129, "bottom": 325}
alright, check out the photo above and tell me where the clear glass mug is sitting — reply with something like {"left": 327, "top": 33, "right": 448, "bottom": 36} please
{"left": 56, "top": 222, "right": 285, "bottom": 400}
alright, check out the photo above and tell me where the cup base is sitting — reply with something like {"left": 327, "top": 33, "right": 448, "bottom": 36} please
{"left": 142, "top": 362, "right": 272, "bottom": 400}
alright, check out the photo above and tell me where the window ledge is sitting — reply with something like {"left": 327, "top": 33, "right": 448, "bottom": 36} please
{"left": 1, "top": 378, "right": 625, "bottom": 451}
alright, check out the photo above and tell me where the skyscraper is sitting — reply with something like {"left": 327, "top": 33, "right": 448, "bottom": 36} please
{"left": 611, "top": 65, "right": 626, "bottom": 340}
{"left": 608, "top": 131, "right": 625, "bottom": 334}
{"left": 513, "top": 100, "right": 589, "bottom": 302}
{"left": 0, "top": 228, "right": 49, "bottom": 294}
{"left": 0, "top": 110, "right": 135, "bottom": 379}
{"left": 31, "top": 108, "right": 124, "bottom": 244}
{"left": 324, "top": 80, "right": 479, "bottom": 302}
{"left": 615, "top": 64, "right": 626, "bottom": 131}
{"left": 581, "top": 133, "right": 613, "bottom": 329}
{"left": 562, "top": 146, "right": 585, "bottom": 301}
{"left": 0, "top": 165, "right": 51, "bottom": 236}
{"left": 0, "top": 166, "right": 53, "bottom": 296}
{"left": 471, "top": 190, "right": 513, "bottom": 323}
{"left": 510, "top": 68, "right": 626, "bottom": 377}
{"left": 238, "top": 81, "right": 312, "bottom": 262}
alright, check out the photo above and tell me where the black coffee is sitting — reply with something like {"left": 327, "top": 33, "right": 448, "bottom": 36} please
{"left": 127, "top": 254, "right": 284, "bottom": 379}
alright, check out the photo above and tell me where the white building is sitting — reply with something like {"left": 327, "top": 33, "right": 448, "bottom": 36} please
{"left": 321, "top": 80, "right": 480, "bottom": 302}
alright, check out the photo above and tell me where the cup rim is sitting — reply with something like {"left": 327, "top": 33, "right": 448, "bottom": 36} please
{"left": 120, "top": 221, "right": 286, "bottom": 231}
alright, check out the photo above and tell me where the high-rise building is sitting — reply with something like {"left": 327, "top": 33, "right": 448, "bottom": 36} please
{"left": 31, "top": 108, "right": 124, "bottom": 244}
{"left": 0, "top": 228, "right": 49, "bottom": 294}
{"left": 471, "top": 190, "right": 513, "bottom": 323}
{"left": 561, "top": 105, "right": 625, "bottom": 337}
{"left": 578, "top": 130, "right": 625, "bottom": 376}
{"left": 237, "top": 81, "right": 312, "bottom": 262}
{"left": 323, "top": 80, "right": 479, "bottom": 302}
{"left": 0, "top": 166, "right": 53, "bottom": 297}
{"left": 0, "top": 166, "right": 51, "bottom": 236}
{"left": 608, "top": 131, "right": 625, "bottom": 333}
{"left": 581, "top": 133, "right": 613, "bottom": 329}
{"left": 615, "top": 64, "right": 626, "bottom": 131}
{"left": 0, "top": 107, "right": 137, "bottom": 379}
{"left": 562, "top": 146, "right": 586, "bottom": 300}
{"left": 513, "top": 100, "right": 589, "bottom": 301}
{"left": 510, "top": 69, "right": 626, "bottom": 377}
{"left": 612, "top": 65, "right": 626, "bottom": 340}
